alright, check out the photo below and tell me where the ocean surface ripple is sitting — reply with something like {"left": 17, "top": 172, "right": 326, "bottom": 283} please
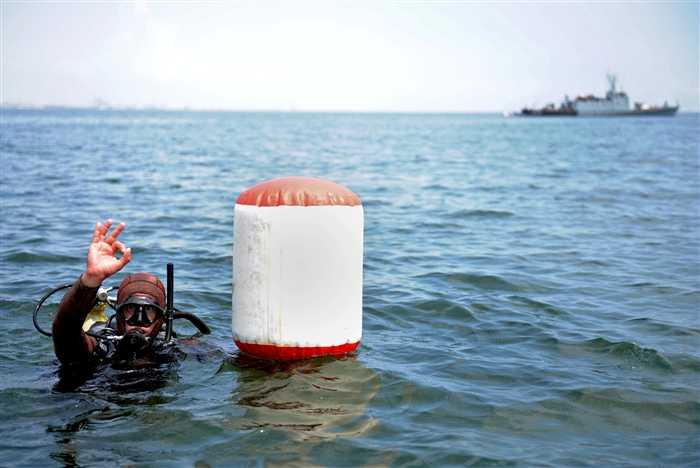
{"left": 1, "top": 110, "right": 698, "bottom": 467}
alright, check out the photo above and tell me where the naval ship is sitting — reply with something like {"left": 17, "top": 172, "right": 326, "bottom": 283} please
{"left": 518, "top": 74, "right": 679, "bottom": 117}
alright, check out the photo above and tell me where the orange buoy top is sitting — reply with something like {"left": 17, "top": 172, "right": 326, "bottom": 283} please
{"left": 235, "top": 177, "right": 362, "bottom": 207}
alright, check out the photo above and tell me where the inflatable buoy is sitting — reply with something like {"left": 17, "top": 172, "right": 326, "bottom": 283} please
{"left": 232, "top": 177, "right": 364, "bottom": 360}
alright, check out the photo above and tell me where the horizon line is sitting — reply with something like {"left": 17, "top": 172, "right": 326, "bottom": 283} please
{"left": 0, "top": 104, "right": 514, "bottom": 114}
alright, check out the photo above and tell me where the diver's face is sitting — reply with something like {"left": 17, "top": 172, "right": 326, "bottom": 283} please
{"left": 117, "top": 298, "right": 165, "bottom": 338}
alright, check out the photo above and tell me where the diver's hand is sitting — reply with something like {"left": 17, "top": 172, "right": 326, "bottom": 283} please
{"left": 81, "top": 219, "right": 132, "bottom": 287}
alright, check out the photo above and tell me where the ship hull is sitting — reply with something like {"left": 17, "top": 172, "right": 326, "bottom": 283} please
{"left": 518, "top": 109, "right": 577, "bottom": 117}
{"left": 575, "top": 106, "right": 680, "bottom": 117}
{"left": 629, "top": 106, "right": 679, "bottom": 116}
{"left": 518, "top": 108, "right": 679, "bottom": 117}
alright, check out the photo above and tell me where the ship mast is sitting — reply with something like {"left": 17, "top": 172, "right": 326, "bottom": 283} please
{"left": 607, "top": 73, "right": 617, "bottom": 96}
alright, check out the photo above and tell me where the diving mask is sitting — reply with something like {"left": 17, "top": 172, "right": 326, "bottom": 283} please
{"left": 117, "top": 296, "right": 164, "bottom": 327}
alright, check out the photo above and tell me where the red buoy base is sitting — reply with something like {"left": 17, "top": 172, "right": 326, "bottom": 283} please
{"left": 235, "top": 340, "right": 360, "bottom": 361}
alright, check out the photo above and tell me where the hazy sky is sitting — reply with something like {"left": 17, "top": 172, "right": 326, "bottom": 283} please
{"left": 2, "top": 1, "right": 698, "bottom": 112}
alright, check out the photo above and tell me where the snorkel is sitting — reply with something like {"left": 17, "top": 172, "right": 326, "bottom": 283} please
{"left": 164, "top": 263, "right": 175, "bottom": 345}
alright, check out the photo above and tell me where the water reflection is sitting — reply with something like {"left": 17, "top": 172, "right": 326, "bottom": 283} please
{"left": 218, "top": 353, "right": 380, "bottom": 442}
{"left": 43, "top": 348, "right": 381, "bottom": 466}
{"left": 52, "top": 350, "right": 182, "bottom": 394}
{"left": 46, "top": 353, "right": 182, "bottom": 467}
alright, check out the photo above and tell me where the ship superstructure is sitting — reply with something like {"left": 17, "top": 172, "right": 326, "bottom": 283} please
{"left": 573, "top": 74, "right": 630, "bottom": 116}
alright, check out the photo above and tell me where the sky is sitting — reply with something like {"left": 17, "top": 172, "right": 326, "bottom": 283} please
{"left": 2, "top": 1, "right": 698, "bottom": 112}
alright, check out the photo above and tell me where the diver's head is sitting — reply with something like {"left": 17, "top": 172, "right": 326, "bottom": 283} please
{"left": 116, "top": 272, "right": 166, "bottom": 340}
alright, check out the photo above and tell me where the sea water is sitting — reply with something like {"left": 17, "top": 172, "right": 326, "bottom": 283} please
{"left": 1, "top": 109, "right": 698, "bottom": 467}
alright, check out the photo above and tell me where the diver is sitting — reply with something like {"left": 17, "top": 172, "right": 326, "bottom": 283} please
{"left": 50, "top": 219, "right": 208, "bottom": 364}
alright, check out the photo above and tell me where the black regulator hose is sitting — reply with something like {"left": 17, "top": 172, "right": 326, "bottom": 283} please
{"left": 33, "top": 284, "right": 72, "bottom": 337}
{"left": 173, "top": 308, "right": 212, "bottom": 335}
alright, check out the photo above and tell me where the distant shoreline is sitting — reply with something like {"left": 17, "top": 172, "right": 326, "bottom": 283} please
{"left": 0, "top": 105, "right": 502, "bottom": 114}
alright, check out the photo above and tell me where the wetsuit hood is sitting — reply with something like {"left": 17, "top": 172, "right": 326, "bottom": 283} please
{"left": 117, "top": 273, "right": 166, "bottom": 309}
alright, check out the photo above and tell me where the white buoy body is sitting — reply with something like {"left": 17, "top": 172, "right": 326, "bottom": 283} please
{"left": 232, "top": 177, "right": 363, "bottom": 360}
